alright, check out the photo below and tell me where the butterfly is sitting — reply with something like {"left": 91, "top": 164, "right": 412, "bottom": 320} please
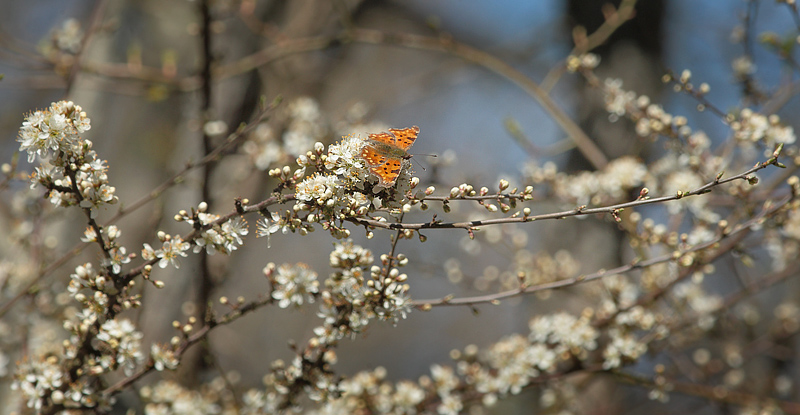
{"left": 360, "top": 126, "right": 420, "bottom": 187}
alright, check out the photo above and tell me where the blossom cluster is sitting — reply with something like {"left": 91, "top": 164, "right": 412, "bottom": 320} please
{"left": 672, "top": 280, "right": 723, "bottom": 331}
{"left": 11, "top": 355, "right": 102, "bottom": 412}
{"left": 19, "top": 101, "right": 118, "bottom": 217}
{"left": 525, "top": 156, "right": 648, "bottom": 206}
{"left": 603, "top": 306, "right": 664, "bottom": 369}
{"left": 18, "top": 101, "right": 91, "bottom": 162}
{"left": 257, "top": 132, "right": 421, "bottom": 242}
{"left": 267, "top": 240, "right": 410, "bottom": 347}
{"left": 565, "top": 53, "right": 601, "bottom": 73}
{"left": 242, "top": 97, "right": 329, "bottom": 171}
{"left": 267, "top": 262, "right": 320, "bottom": 308}
{"left": 174, "top": 202, "right": 248, "bottom": 255}
{"left": 214, "top": 311, "right": 600, "bottom": 415}
{"left": 139, "top": 380, "right": 226, "bottom": 414}
{"left": 524, "top": 127, "right": 727, "bottom": 222}
{"left": 307, "top": 367, "right": 427, "bottom": 415}
{"left": 66, "top": 262, "right": 110, "bottom": 324}
{"left": 601, "top": 76, "right": 721, "bottom": 172}
{"left": 12, "top": 102, "right": 153, "bottom": 413}
{"left": 150, "top": 343, "right": 180, "bottom": 372}
{"left": 248, "top": 240, "right": 416, "bottom": 409}
{"left": 603, "top": 76, "right": 708, "bottom": 145}
{"left": 732, "top": 108, "right": 796, "bottom": 148}
{"left": 142, "top": 233, "right": 191, "bottom": 269}
{"left": 81, "top": 224, "right": 131, "bottom": 275}
{"left": 94, "top": 300, "right": 678, "bottom": 415}
{"left": 297, "top": 311, "right": 598, "bottom": 414}
{"left": 95, "top": 318, "right": 145, "bottom": 375}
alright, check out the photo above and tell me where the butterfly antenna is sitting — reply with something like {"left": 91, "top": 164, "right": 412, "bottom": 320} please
{"left": 407, "top": 153, "right": 437, "bottom": 172}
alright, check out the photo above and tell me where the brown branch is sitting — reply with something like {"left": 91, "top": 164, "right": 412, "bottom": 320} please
{"left": 64, "top": 0, "right": 109, "bottom": 97}
{"left": 612, "top": 370, "right": 800, "bottom": 414}
{"left": 664, "top": 260, "right": 800, "bottom": 338}
{"left": 101, "top": 294, "right": 274, "bottom": 396}
{"left": 576, "top": 0, "right": 638, "bottom": 55}
{"left": 120, "top": 192, "right": 294, "bottom": 283}
{"left": 595, "top": 193, "right": 791, "bottom": 327}
{"left": 352, "top": 158, "right": 779, "bottom": 231}
{"left": 541, "top": 0, "right": 638, "bottom": 91}
{"left": 412, "top": 191, "right": 791, "bottom": 308}
{"left": 190, "top": 0, "right": 218, "bottom": 379}
{"left": 344, "top": 28, "right": 608, "bottom": 170}
{"left": 414, "top": 193, "right": 529, "bottom": 202}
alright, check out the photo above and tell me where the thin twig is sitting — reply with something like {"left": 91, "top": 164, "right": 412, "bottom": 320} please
{"left": 64, "top": 0, "right": 108, "bottom": 97}
{"left": 102, "top": 294, "right": 274, "bottom": 396}
{"left": 612, "top": 370, "right": 800, "bottom": 414}
{"left": 413, "top": 192, "right": 791, "bottom": 308}
{"left": 541, "top": 0, "right": 639, "bottom": 92}
{"left": 352, "top": 158, "right": 779, "bottom": 231}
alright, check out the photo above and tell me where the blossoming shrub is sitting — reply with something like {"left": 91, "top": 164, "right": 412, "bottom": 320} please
{"left": 3, "top": 3, "right": 800, "bottom": 415}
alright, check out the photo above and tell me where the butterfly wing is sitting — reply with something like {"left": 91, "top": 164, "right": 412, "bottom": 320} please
{"left": 366, "top": 131, "right": 397, "bottom": 150}
{"left": 387, "top": 126, "right": 420, "bottom": 151}
{"left": 362, "top": 126, "right": 420, "bottom": 187}
{"left": 370, "top": 157, "right": 402, "bottom": 187}
{"left": 361, "top": 143, "right": 400, "bottom": 187}
{"left": 360, "top": 140, "right": 389, "bottom": 167}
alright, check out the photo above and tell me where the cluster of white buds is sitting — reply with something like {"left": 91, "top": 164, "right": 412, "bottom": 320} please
{"left": 565, "top": 53, "right": 600, "bottom": 72}
{"left": 449, "top": 183, "right": 476, "bottom": 198}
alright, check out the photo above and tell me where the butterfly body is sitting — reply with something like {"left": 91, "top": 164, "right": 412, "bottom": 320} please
{"left": 367, "top": 140, "right": 410, "bottom": 159}
{"left": 360, "top": 126, "right": 419, "bottom": 187}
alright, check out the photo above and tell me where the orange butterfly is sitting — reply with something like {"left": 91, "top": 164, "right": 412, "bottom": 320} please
{"left": 360, "top": 126, "right": 420, "bottom": 187}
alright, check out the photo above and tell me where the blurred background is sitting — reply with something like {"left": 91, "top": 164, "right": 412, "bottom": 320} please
{"left": 1, "top": 0, "right": 799, "bottom": 413}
